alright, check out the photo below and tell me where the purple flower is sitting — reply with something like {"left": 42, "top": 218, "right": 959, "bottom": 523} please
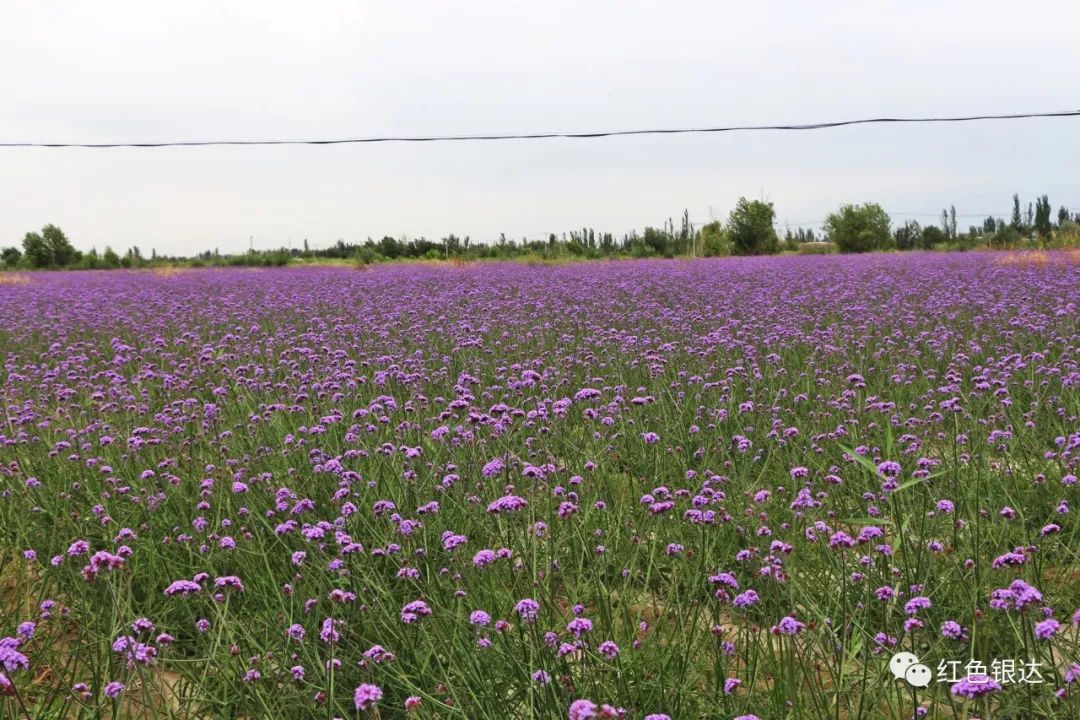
{"left": 732, "top": 590, "right": 759, "bottom": 608}
{"left": 1035, "top": 618, "right": 1060, "bottom": 640}
{"left": 877, "top": 460, "right": 901, "bottom": 477}
{"left": 940, "top": 620, "right": 963, "bottom": 639}
{"left": 990, "top": 579, "right": 1043, "bottom": 611}
{"left": 401, "top": 600, "right": 432, "bottom": 624}
{"left": 130, "top": 618, "right": 154, "bottom": 635}
{"left": 328, "top": 589, "right": 356, "bottom": 604}
{"left": 0, "top": 642, "right": 30, "bottom": 673}
{"left": 567, "top": 617, "right": 593, "bottom": 637}
{"left": 320, "top": 617, "right": 342, "bottom": 643}
{"left": 515, "top": 598, "right": 540, "bottom": 622}
{"left": 362, "top": 645, "right": 396, "bottom": 665}
{"left": 443, "top": 533, "right": 469, "bottom": 552}
{"left": 774, "top": 616, "right": 805, "bottom": 636}
{"left": 472, "top": 549, "right": 496, "bottom": 568}
{"left": 828, "top": 531, "right": 856, "bottom": 549}
{"left": 710, "top": 572, "right": 740, "bottom": 590}
{"left": 904, "top": 596, "right": 931, "bottom": 615}
{"left": 163, "top": 580, "right": 201, "bottom": 597}
{"left": 354, "top": 683, "right": 382, "bottom": 711}
{"left": 1065, "top": 663, "right": 1080, "bottom": 684}
{"left": 67, "top": 540, "right": 90, "bottom": 557}
{"left": 111, "top": 635, "right": 157, "bottom": 667}
{"left": 569, "top": 699, "right": 598, "bottom": 720}
{"left": 991, "top": 550, "right": 1026, "bottom": 568}
{"left": 103, "top": 681, "right": 125, "bottom": 699}
{"left": 487, "top": 495, "right": 528, "bottom": 514}
{"left": 598, "top": 640, "right": 619, "bottom": 659}
{"left": 214, "top": 575, "right": 244, "bottom": 592}
{"left": 951, "top": 675, "right": 1001, "bottom": 698}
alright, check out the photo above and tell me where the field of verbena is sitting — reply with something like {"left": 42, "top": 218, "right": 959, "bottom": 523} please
{"left": 1, "top": 254, "right": 1078, "bottom": 720}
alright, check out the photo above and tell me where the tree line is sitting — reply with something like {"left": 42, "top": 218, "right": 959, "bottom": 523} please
{"left": 4, "top": 193, "right": 1079, "bottom": 270}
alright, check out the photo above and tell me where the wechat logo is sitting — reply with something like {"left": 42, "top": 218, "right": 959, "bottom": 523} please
{"left": 890, "top": 652, "right": 933, "bottom": 688}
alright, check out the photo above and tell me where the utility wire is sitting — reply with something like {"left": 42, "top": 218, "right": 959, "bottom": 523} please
{"left": 2, "top": 109, "right": 1078, "bottom": 149}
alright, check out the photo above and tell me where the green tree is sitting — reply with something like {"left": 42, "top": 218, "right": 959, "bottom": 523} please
{"left": 102, "top": 246, "right": 121, "bottom": 268}
{"left": 782, "top": 228, "right": 799, "bottom": 252}
{"left": 641, "top": 226, "right": 672, "bottom": 257}
{"left": 378, "top": 236, "right": 402, "bottom": 258}
{"left": 22, "top": 231, "right": 51, "bottom": 267}
{"left": 698, "top": 222, "right": 729, "bottom": 256}
{"left": 42, "top": 224, "right": 78, "bottom": 266}
{"left": 823, "top": 203, "right": 892, "bottom": 253}
{"left": 1034, "top": 195, "right": 1052, "bottom": 239}
{"left": 989, "top": 224, "right": 1021, "bottom": 248}
{"left": 442, "top": 234, "right": 463, "bottom": 256}
{"left": 1011, "top": 194, "right": 1022, "bottom": 230}
{"left": 79, "top": 248, "right": 100, "bottom": 269}
{"left": 1, "top": 246, "right": 22, "bottom": 267}
{"left": 920, "top": 225, "right": 947, "bottom": 250}
{"left": 894, "top": 220, "right": 921, "bottom": 251}
{"left": 727, "top": 198, "right": 779, "bottom": 255}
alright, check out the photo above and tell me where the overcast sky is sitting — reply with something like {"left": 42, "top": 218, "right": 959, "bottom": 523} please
{"left": 2, "top": 1, "right": 1079, "bottom": 256}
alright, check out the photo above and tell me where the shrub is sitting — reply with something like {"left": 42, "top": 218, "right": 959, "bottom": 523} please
{"left": 699, "top": 222, "right": 731, "bottom": 256}
{"left": 1, "top": 247, "right": 21, "bottom": 267}
{"left": 988, "top": 225, "right": 1022, "bottom": 249}
{"left": 353, "top": 247, "right": 383, "bottom": 268}
{"left": 1053, "top": 220, "right": 1080, "bottom": 249}
{"left": 728, "top": 198, "right": 779, "bottom": 255}
{"left": 920, "top": 226, "right": 948, "bottom": 250}
{"left": 823, "top": 203, "right": 891, "bottom": 253}
{"left": 797, "top": 242, "right": 837, "bottom": 255}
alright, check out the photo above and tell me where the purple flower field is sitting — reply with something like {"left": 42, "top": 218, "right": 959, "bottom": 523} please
{"left": 1, "top": 253, "right": 1079, "bottom": 719}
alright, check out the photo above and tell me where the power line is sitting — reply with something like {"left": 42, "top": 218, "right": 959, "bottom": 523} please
{"left": 2, "top": 109, "right": 1078, "bottom": 149}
